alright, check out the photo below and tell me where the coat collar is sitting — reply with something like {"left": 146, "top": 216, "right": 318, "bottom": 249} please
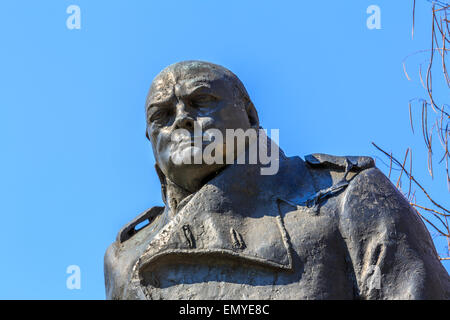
{"left": 133, "top": 153, "right": 317, "bottom": 286}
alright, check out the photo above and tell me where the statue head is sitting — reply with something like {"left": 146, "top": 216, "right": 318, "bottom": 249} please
{"left": 146, "top": 61, "right": 260, "bottom": 193}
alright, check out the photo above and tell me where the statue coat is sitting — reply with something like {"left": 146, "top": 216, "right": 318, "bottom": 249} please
{"left": 104, "top": 153, "right": 450, "bottom": 299}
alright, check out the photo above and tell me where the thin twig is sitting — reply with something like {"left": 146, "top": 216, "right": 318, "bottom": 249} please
{"left": 372, "top": 142, "right": 450, "bottom": 215}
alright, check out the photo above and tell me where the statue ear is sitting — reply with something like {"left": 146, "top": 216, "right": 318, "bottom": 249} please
{"left": 154, "top": 163, "right": 168, "bottom": 206}
{"left": 245, "top": 100, "right": 260, "bottom": 129}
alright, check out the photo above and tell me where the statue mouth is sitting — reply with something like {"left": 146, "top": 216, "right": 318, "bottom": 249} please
{"left": 173, "top": 137, "right": 216, "bottom": 149}
{"left": 169, "top": 141, "right": 212, "bottom": 166}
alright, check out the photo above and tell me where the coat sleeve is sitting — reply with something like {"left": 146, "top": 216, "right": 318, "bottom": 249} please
{"left": 104, "top": 241, "right": 122, "bottom": 300}
{"left": 339, "top": 167, "right": 450, "bottom": 299}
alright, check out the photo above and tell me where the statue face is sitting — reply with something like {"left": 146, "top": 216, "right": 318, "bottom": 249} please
{"left": 146, "top": 61, "right": 258, "bottom": 192}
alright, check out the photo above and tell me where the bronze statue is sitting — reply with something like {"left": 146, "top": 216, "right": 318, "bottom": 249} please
{"left": 104, "top": 61, "right": 450, "bottom": 299}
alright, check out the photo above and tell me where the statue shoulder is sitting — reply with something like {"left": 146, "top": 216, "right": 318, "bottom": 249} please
{"left": 104, "top": 206, "right": 165, "bottom": 299}
{"left": 115, "top": 206, "right": 165, "bottom": 243}
{"left": 303, "top": 153, "right": 376, "bottom": 192}
{"left": 304, "top": 153, "right": 375, "bottom": 171}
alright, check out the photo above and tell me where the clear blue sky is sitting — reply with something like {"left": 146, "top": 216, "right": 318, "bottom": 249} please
{"left": 0, "top": 0, "right": 448, "bottom": 299}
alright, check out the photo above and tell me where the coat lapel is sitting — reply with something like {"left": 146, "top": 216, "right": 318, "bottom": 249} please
{"left": 133, "top": 155, "right": 316, "bottom": 285}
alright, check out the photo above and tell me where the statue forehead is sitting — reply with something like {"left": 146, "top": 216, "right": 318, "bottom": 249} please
{"left": 148, "top": 61, "right": 235, "bottom": 102}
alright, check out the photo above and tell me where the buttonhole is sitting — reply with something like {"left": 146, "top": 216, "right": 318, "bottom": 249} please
{"left": 134, "top": 219, "right": 150, "bottom": 232}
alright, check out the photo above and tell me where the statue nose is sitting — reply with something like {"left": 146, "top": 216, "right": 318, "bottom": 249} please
{"left": 173, "top": 102, "right": 195, "bottom": 131}
{"left": 174, "top": 115, "right": 195, "bottom": 131}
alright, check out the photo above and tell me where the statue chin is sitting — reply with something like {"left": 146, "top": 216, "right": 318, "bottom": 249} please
{"left": 154, "top": 144, "right": 226, "bottom": 192}
{"left": 164, "top": 161, "right": 226, "bottom": 193}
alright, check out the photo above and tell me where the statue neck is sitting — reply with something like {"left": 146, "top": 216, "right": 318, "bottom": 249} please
{"left": 164, "top": 178, "right": 193, "bottom": 218}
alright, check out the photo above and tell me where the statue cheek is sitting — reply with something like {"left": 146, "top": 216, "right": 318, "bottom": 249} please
{"left": 148, "top": 123, "right": 161, "bottom": 140}
{"left": 153, "top": 130, "right": 169, "bottom": 155}
{"left": 217, "top": 101, "right": 240, "bottom": 119}
{"left": 196, "top": 117, "right": 215, "bottom": 130}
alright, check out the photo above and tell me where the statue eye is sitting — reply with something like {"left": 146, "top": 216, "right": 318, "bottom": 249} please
{"left": 191, "top": 95, "right": 217, "bottom": 108}
{"left": 149, "top": 108, "right": 171, "bottom": 125}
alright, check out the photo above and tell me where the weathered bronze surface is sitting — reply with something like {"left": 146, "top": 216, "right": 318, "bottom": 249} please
{"left": 104, "top": 61, "right": 450, "bottom": 299}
